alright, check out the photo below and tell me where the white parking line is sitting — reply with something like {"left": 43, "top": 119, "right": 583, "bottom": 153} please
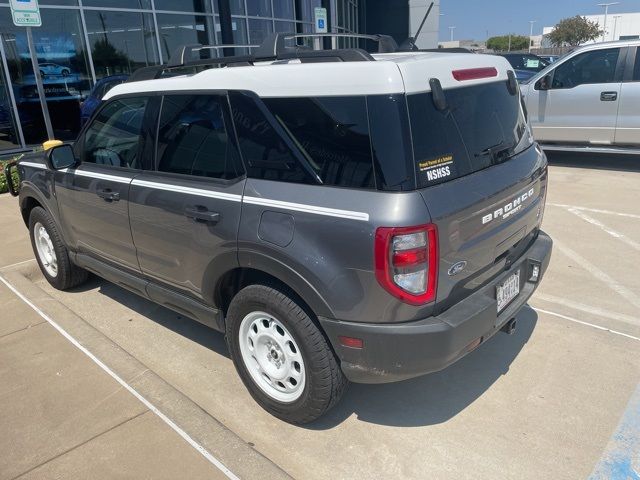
{"left": 534, "top": 293, "right": 640, "bottom": 327}
{"left": 533, "top": 307, "right": 640, "bottom": 342}
{"left": 2, "top": 258, "right": 36, "bottom": 270}
{"left": 554, "top": 239, "right": 640, "bottom": 311}
{"left": 548, "top": 203, "right": 640, "bottom": 220}
{"left": 0, "top": 274, "right": 240, "bottom": 480}
{"left": 568, "top": 208, "right": 640, "bottom": 252}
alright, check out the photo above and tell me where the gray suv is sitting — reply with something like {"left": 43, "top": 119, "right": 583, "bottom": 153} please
{"left": 7, "top": 34, "right": 552, "bottom": 424}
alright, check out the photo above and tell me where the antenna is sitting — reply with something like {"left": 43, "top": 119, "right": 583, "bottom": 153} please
{"left": 399, "top": 2, "right": 435, "bottom": 51}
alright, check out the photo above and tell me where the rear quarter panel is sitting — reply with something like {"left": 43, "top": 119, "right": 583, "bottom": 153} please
{"left": 238, "top": 179, "right": 436, "bottom": 323}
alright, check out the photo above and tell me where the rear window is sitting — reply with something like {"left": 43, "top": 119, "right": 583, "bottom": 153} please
{"left": 408, "top": 81, "right": 528, "bottom": 189}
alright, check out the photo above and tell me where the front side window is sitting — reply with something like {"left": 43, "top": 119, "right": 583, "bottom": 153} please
{"left": 82, "top": 97, "right": 148, "bottom": 169}
{"left": 552, "top": 48, "right": 620, "bottom": 89}
{"left": 634, "top": 48, "right": 640, "bottom": 81}
{"left": 156, "top": 95, "right": 242, "bottom": 180}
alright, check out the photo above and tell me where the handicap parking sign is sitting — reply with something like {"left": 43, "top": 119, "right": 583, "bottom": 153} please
{"left": 314, "top": 7, "right": 328, "bottom": 33}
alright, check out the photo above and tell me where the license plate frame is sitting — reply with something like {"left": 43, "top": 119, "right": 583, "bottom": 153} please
{"left": 496, "top": 270, "right": 521, "bottom": 314}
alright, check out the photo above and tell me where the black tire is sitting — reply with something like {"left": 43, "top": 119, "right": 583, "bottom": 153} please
{"left": 226, "top": 284, "right": 348, "bottom": 424}
{"left": 29, "top": 207, "right": 88, "bottom": 290}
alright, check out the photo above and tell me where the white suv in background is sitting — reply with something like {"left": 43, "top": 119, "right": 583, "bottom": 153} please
{"left": 521, "top": 40, "right": 640, "bottom": 153}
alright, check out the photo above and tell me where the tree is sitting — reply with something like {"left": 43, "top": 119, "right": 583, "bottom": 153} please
{"left": 91, "top": 39, "right": 130, "bottom": 74}
{"left": 487, "top": 35, "right": 530, "bottom": 52}
{"left": 546, "top": 16, "right": 603, "bottom": 46}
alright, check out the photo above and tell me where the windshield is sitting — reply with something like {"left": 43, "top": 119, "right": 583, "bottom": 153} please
{"left": 408, "top": 81, "right": 530, "bottom": 189}
{"left": 503, "top": 54, "right": 550, "bottom": 72}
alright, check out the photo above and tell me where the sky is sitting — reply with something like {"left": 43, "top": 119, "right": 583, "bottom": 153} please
{"left": 438, "top": 0, "right": 640, "bottom": 41}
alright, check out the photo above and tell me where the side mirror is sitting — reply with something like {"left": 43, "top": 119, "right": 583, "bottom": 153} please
{"left": 535, "top": 74, "right": 552, "bottom": 91}
{"left": 48, "top": 144, "right": 77, "bottom": 170}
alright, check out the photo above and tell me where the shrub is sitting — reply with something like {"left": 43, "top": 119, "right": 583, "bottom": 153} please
{"left": 0, "top": 157, "right": 22, "bottom": 195}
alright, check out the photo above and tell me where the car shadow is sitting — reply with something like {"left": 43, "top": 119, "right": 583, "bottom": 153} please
{"left": 546, "top": 151, "right": 640, "bottom": 172}
{"left": 308, "top": 306, "right": 538, "bottom": 429}
{"left": 66, "top": 276, "right": 537, "bottom": 429}
{"left": 67, "top": 275, "right": 230, "bottom": 358}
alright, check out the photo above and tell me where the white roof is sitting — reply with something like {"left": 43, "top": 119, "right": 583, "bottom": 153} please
{"left": 105, "top": 51, "right": 512, "bottom": 100}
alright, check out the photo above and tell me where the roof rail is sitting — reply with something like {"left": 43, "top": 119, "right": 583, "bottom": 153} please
{"left": 254, "top": 33, "right": 398, "bottom": 57}
{"left": 167, "top": 43, "right": 259, "bottom": 67}
{"left": 127, "top": 31, "right": 393, "bottom": 83}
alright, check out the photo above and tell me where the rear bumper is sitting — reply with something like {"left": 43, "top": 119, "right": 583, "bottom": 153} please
{"left": 319, "top": 230, "right": 553, "bottom": 384}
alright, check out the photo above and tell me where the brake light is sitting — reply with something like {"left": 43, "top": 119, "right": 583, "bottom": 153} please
{"left": 452, "top": 67, "right": 498, "bottom": 81}
{"left": 374, "top": 224, "right": 438, "bottom": 305}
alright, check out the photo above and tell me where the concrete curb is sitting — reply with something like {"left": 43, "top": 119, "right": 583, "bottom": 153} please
{"left": 1, "top": 262, "right": 293, "bottom": 480}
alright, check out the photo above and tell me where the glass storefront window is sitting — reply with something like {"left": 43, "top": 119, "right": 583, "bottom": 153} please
{"left": 248, "top": 18, "right": 273, "bottom": 45}
{"left": 298, "top": 0, "right": 321, "bottom": 21}
{"left": 84, "top": 10, "right": 159, "bottom": 79}
{"left": 39, "top": 0, "right": 79, "bottom": 5}
{"left": 0, "top": 0, "right": 344, "bottom": 152}
{"left": 274, "top": 21, "right": 296, "bottom": 34}
{"left": 1, "top": 8, "right": 91, "bottom": 144}
{"left": 229, "top": 0, "right": 245, "bottom": 16}
{"left": 246, "top": 0, "right": 272, "bottom": 18}
{"left": 229, "top": 17, "right": 249, "bottom": 54}
{"left": 273, "top": 1, "right": 295, "bottom": 20}
{"left": 155, "top": 0, "right": 213, "bottom": 14}
{"left": 156, "top": 14, "right": 214, "bottom": 61}
{"left": 82, "top": 0, "right": 152, "bottom": 8}
{"left": 0, "top": 60, "right": 21, "bottom": 149}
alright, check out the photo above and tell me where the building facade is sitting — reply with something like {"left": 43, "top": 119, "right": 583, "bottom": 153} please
{"left": 0, "top": 0, "right": 440, "bottom": 153}
{"left": 0, "top": 0, "right": 394, "bottom": 153}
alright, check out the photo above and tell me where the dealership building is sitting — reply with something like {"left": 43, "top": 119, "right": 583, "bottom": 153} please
{"left": 0, "top": 0, "right": 439, "bottom": 154}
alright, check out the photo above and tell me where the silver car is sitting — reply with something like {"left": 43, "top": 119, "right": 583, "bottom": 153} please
{"left": 521, "top": 40, "right": 640, "bottom": 153}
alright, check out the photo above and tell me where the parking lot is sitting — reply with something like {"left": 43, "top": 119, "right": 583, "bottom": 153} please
{"left": 1, "top": 152, "right": 639, "bottom": 480}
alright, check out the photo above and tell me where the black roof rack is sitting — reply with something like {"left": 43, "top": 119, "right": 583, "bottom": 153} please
{"left": 127, "top": 32, "right": 397, "bottom": 83}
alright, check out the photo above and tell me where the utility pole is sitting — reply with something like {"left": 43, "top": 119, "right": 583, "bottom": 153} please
{"left": 449, "top": 26, "right": 456, "bottom": 42}
{"left": 597, "top": 2, "right": 620, "bottom": 42}
{"left": 529, "top": 20, "right": 537, "bottom": 53}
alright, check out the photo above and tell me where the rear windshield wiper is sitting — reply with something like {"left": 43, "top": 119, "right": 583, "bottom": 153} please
{"left": 475, "top": 141, "right": 514, "bottom": 165}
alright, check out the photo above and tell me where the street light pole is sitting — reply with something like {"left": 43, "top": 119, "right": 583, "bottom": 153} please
{"left": 612, "top": 15, "right": 621, "bottom": 41}
{"left": 449, "top": 26, "right": 456, "bottom": 42}
{"left": 529, "top": 20, "right": 537, "bottom": 53}
{"left": 597, "top": 2, "right": 620, "bottom": 42}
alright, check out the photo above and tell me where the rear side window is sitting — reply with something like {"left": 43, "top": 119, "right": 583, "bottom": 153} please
{"left": 409, "top": 81, "right": 528, "bottom": 188}
{"left": 634, "top": 48, "right": 640, "bottom": 81}
{"left": 229, "top": 92, "right": 315, "bottom": 185}
{"left": 82, "top": 96, "right": 148, "bottom": 169}
{"left": 156, "top": 95, "right": 243, "bottom": 180}
{"left": 263, "top": 96, "right": 375, "bottom": 189}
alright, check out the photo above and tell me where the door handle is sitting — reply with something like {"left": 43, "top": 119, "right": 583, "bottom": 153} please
{"left": 600, "top": 91, "right": 618, "bottom": 101}
{"left": 184, "top": 206, "right": 220, "bottom": 224}
{"left": 96, "top": 189, "right": 120, "bottom": 202}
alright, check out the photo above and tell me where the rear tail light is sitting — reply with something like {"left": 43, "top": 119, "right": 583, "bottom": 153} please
{"left": 374, "top": 224, "right": 438, "bottom": 305}
{"left": 452, "top": 67, "right": 498, "bottom": 81}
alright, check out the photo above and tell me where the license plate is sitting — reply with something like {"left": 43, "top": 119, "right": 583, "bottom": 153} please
{"left": 497, "top": 270, "right": 520, "bottom": 313}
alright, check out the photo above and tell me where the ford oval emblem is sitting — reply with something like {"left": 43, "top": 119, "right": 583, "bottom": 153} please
{"left": 448, "top": 261, "right": 467, "bottom": 276}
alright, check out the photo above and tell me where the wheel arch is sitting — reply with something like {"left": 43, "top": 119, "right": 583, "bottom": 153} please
{"left": 210, "top": 261, "right": 335, "bottom": 322}
{"left": 19, "top": 185, "right": 49, "bottom": 227}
